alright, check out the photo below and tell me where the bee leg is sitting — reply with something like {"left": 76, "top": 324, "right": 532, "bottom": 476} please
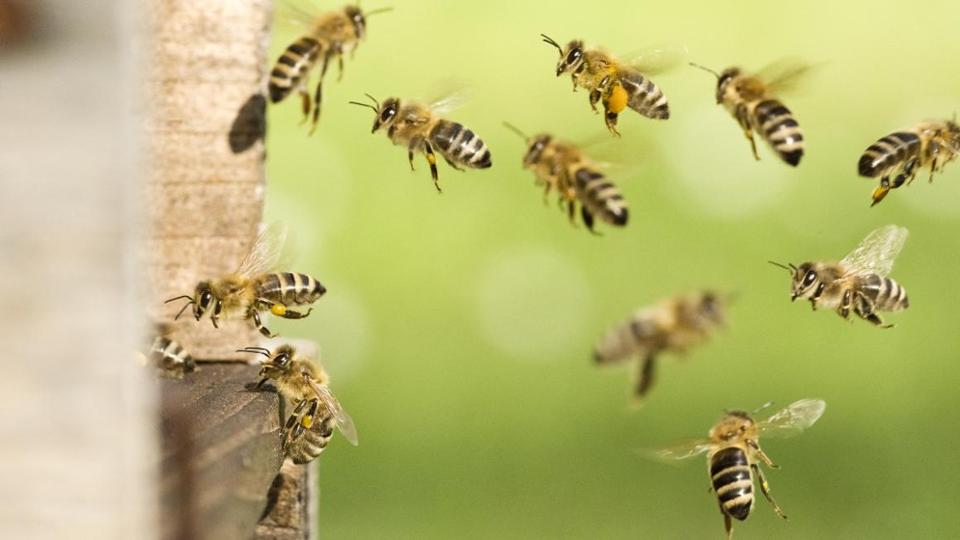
{"left": 749, "top": 440, "right": 780, "bottom": 469}
{"left": 589, "top": 89, "right": 601, "bottom": 113}
{"left": 298, "top": 79, "right": 311, "bottom": 124}
{"left": 250, "top": 309, "right": 277, "bottom": 338}
{"left": 854, "top": 295, "right": 891, "bottom": 328}
{"left": 407, "top": 137, "right": 419, "bottom": 171}
{"left": 604, "top": 108, "right": 621, "bottom": 137}
{"left": 308, "top": 50, "right": 334, "bottom": 135}
{"left": 336, "top": 45, "right": 345, "bottom": 82}
{"left": 722, "top": 512, "right": 733, "bottom": 540}
{"left": 278, "top": 307, "right": 313, "bottom": 320}
{"left": 581, "top": 206, "right": 600, "bottom": 235}
{"left": 423, "top": 141, "right": 441, "bottom": 193}
{"left": 633, "top": 354, "right": 657, "bottom": 400}
{"left": 735, "top": 105, "right": 760, "bottom": 160}
{"left": 752, "top": 464, "right": 788, "bottom": 519}
{"left": 870, "top": 179, "right": 891, "bottom": 207}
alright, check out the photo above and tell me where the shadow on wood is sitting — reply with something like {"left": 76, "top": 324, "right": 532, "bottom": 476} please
{"left": 229, "top": 93, "right": 268, "bottom": 155}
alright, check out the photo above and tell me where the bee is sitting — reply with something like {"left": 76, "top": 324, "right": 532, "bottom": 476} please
{"left": 349, "top": 93, "right": 492, "bottom": 192}
{"left": 143, "top": 335, "right": 196, "bottom": 379}
{"left": 690, "top": 60, "right": 807, "bottom": 166}
{"left": 770, "top": 224, "right": 910, "bottom": 327}
{"left": 164, "top": 225, "right": 326, "bottom": 338}
{"left": 541, "top": 34, "right": 672, "bottom": 136}
{"left": 857, "top": 118, "right": 960, "bottom": 206}
{"left": 268, "top": 5, "right": 391, "bottom": 133}
{"left": 503, "top": 123, "right": 627, "bottom": 232}
{"left": 239, "top": 344, "right": 358, "bottom": 464}
{"left": 655, "top": 399, "right": 826, "bottom": 540}
{"left": 594, "top": 291, "right": 725, "bottom": 400}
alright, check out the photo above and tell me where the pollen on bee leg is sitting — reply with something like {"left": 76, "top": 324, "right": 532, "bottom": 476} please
{"left": 271, "top": 304, "right": 287, "bottom": 316}
{"left": 300, "top": 415, "right": 314, "bottom": 429}
{"left": 426, "top": 154, "right": 437, "bottom": 165}
{"left": 607, "top": 85, "right": 629, "bottom": 114}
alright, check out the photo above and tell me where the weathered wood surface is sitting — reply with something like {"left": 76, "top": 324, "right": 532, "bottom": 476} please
{"left": 160, "top": 363, "right": 285, "bottom": 540}
{"left": 255, "top": 461, "right": 318, "bottom": 540}
{"left": 146, "top": 0, "right": 272, "bottom": 361}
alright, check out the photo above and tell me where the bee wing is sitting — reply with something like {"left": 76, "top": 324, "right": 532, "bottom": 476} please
{"left": 234, "top": 222, "right": 290, "bottom": 277}
{"left": 624, "top": 43, "right": 689, "bottom": 76}
{"left": 645, "top": 437, "right": 713, "bottom": 462}
{"left": 839, "top": 225, "right": 909, "bottom": 277}
{"left": 428, "top": 90, "right": 469, "bottom": 115}
{"left": 308, "top": 378, "right": 359, "bottom": 446}
{"left": 274, "top": 0, "right": 318, "bottom": 30}
{"left": 756, "top": 399, "right": 826, "bottom": 439}
{"left": 756, "top": 57, "right": 813, "bottom": 95}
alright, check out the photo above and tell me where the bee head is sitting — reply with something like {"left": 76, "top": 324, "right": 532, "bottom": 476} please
{"left": 193, "top": 281, "right": 216, "bottom": 320}
{"left": 710, "top": 410, "right": 754, "bottom": 441}
{"left": 790, "top": 262, "right": 821, "bottom": 302}
{"left": 716, "top": 67, "right": 740, "bottom": 104}
{"left": 255, "top": 344, "right": 295, "bottom": 380}
{"left": 541, "top": 34, "right": 583, "bottom": 77}
{"left": 524, "top": 134, "right": 552, "bottom": 166}
{"left": 349, "top": 94, "right": 398, "bottom": 133}
{"left": 344, "top": 6, "right": 366, "bottom": 39}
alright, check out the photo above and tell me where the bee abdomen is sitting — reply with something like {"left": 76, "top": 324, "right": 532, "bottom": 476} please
{"left": 710, "top": 447, "right": 754, "bottom": 521}
{"left": 430, "top": 120, "right": 492, "bottom": 169}
{"left": 872, "top": 275, "right": 910, "bottom": 312}
{"left": 268, "top": 36, "right": 323, "bottom": 103}
{"left": 257, "top": 273, "right": 327, "bottom": 306}
{"left": 148, "top": 337, "right": 195, "bottom": 373}
{"left": 288, "top": 417, "right": 334, "bottom": 464}
{"left": 620, "top": 71, "right": 670, "bottom": 119}
{"left": 593, "top": 317, "right": 655, "bottom": 364}
{"left": 573, "top": 167, "right": 628, "bottom": 226}
{"left": 754, "top": 99, "right": 804, "bottom": 166}
{"left": 857, "top": 131, "right": 921, "bottom": 177}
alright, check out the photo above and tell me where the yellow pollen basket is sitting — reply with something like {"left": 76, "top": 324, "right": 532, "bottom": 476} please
{"left": 607, "top": 84, "right": 629, "bottom": 114}
{"left": 300, "top": 415, "right": 314, "bottom": 429}
{"left": 271, "top": 304, "right": 287, "bottom": 316}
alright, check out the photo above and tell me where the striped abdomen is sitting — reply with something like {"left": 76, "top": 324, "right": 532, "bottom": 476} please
{"left": 148, "top": 337, "right": 195, "bottom": 374}
{"left": 858, "top": 131, "right": 921, "bottom": 177}
{"left": 710, "top": 447, "right": 754, "bottom": 521}
{"left": 752, "top": 99, "right": 804, "bottom": 166}
{"left": 573, "top": 167, "right": 628, "bottom": 226}
{"left": 619, "top": 70, "right": 670, "bottom": 119}
{"left": 857, "top": 274, "right": 910, "bottom": 312}
{"left": 256, "top": 273, "right": 327, "bottom": 306}
{"left": 429, "top": 120, "right": 492, "bottom": 169}
{"left": 593, "top": 316, "right": 657, "bottom": 364}
{"left": 268, "top": 36, "right": 323, "bottom": 103}
{"left": 284, "top": 403, "right": 334, "bottom": 464}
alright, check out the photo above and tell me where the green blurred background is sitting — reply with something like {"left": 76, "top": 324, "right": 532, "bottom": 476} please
{"left": 264, "top": 1, "right": 960, "bottom": 537}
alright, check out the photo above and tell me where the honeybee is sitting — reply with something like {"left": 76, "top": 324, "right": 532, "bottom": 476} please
{"left": 770, "top": 224, "right": 910, "bottom": 327}
{"left": 503, "top": 122, "right": 627, "bottom": 232}
{"left": 594, "top": 291, "right": 726, "bottom": 400}
{"left": 240, "top": 344, "right": 358, "bottom": 464}
{"left": 858, "top": 118, "right": 960, "bottom": 206}
{"left": 268, "top": 5, "right": 391, "bottom": 133}
{"left": 164, "top": 225, "right": 326, "bottom": 338}
{"left": 143, "top": 335, "right": 196, "bottom": 379}
{"left": 541, "top": 34, "right": 672, "bottom": 136}
{"left": 655, "top": 399, "right": 826, "bottom": 540}
{"left": 690, "top": 60, "right": 807, "bottom": 166}
{"left": 350, "top": 93, "right": 492, "bottom": 192}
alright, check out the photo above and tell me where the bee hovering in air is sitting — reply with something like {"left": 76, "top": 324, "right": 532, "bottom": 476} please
{"left": 268, "top": 4, "right": 392, "bottom": 133}
{"left": 655, "top": 399, "right": 826, "bottom": 540}
{"left": 164, "top": 224, "right": 326, "bottom": 338}
{"left": 349, "top": 93, "right": 492, "bottom": 192}
{"left": 690, "top": 60, "right": 808, "bottom": 166}
{"left": 503, "top": 122, "right": 627, "bottom": 232}
{"left": 239, "top": 344, "right": 358, "bottom": 464}
{"left": 858, "top": 117, "right": 960, "bottom": 206}
{"left": 770, "top": 224, "right": 910, "bottom": 327}
{"left": 594, "top": 291, "right": 726, "bottom": 400}
{"left": 541, "top": 34, "right": 674, "bottom": 136}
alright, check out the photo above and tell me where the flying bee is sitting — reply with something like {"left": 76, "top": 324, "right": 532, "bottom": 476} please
{"left": 503, "top": 122, "right": 627, "bottom": 232}
{"left": 541, "top": 34, "right": 675, "bottom": 136}
{"left": 350, "top": 92, "right": 492, "bottom": 192}
{"left": 143, "top": 335, "right": 196, "bottom": 379}
{"left": 655, "top": 399, "right": 826, "bottom": 540}
{"left": 770, "top": 224, "right": 910, "bottom": 327}
{"left": 594, "top": 291, "right": 726, "bottom": 400}
{"left": 858, "top": 117, "right": 960, "bottom": 206}
{"left": 164, "top": 224, "right": 326, "bottom": 338}
{"left": 690, "top": 60, "right": 808, "bottom": 166}
{"left": 268, "top": 4, "right": 391, "bottom": 133}
{"left": 239, "top": 344, "right": 358, "bottom": 464}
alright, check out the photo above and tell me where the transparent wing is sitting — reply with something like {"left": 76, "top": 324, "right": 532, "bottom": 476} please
{"left": 756, "top": 57, "right": 813, "bottom": 95}
{"left": 624, "top": 43, "right": 689, "bottom": 76}
{"left": 274, "top": 0, "right": 318, "bottom": 31}
{"left": 234, "top": 222, "right": 289, "bottom": 277}
{"left": 428, "top": 90, "right": 469, "bottom": 115}
{"left": 756, "top": 399, "right": 826, "bottom": 439}
{"left": 646, "top": 437, "right": 712, "bottom": 462}
{"left": 309, "top": 378, "right": 359, "bottom": 446}
{"left": 839, "top": 225, "right": 909, "bottom": 277}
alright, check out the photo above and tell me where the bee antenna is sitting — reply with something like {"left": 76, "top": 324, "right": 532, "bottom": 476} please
{"left": 164, "top": 294, "right": 193, "bottom": 304}
{"left": 502, "top": 121, "right": 528, "bottom": 140}
{"left": 540, "top": 33, "right": 562, "bottom": 55}
{"left": 689, "top": 62, "right": 720, "bottom": 79}
{"left": 767, "top": 260, "right": 795, "bottom": 273}
{"left": 236, "top": 347, "right": 272, "bottom": 358}
{"left": 364, "top": 6, "right": 393, "bottom": 16}
{"left": 364, "top": 93, "right": 380, "bottom": 109}
{"left": 173, "top": 300, "right": 194, "bottom": 321}
{"left": 348, "top": 100, "right": 379, "bottom": 113}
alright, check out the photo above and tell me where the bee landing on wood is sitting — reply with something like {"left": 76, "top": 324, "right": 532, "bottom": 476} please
{"left": 268, "top": 4, "right": 392, "bottom": 133}
{"left": 164, "top": 224, "right": 326, "bottom": 339}
{"left": 654, "top": 399, "right": 826, "bottom": 540}
{"left": 350, "top": 92, "right": 492, "bottom": 193}
{"left": 690, "top": 60, "right": 808, "bottom": 166}
{"left": 770, "top": 224, "right": 910, "bottom": 327}
{"left": 857, "top": 117, "right": 960, "bottom": 206}
{"left": 504, "top": 122, "right": 627, "bottom": 233}
{"left": 593, "top": 291, "right": 726, "bottom": 401}
{"left": 240, "top": 344, "right": 358, "bottom": 464}
{"left": 541, "top": 34, "right": 675, "bottom": 136}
